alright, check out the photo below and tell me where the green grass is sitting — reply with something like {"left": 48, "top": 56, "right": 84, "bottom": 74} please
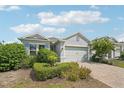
{"left": 111, "top": 60, "right": 124, "bottom": 68}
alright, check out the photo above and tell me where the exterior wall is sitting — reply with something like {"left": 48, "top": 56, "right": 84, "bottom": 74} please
{"left": 55, "top": 42, "right": 65, "bottom": 62}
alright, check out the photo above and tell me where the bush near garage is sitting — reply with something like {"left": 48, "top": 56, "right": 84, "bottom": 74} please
{"left": 0, "top": 43, "right": 27, "bottom": 71}
{"left": 120, "top": 51, "right": 124, "bottom": 60}
{"left": 33, "top": 62, "right": 91, "bottom": 81}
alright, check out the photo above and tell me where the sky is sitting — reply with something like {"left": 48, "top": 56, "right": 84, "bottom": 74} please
{"left": 0, "top": 5, "right": 124, "bottom": 43}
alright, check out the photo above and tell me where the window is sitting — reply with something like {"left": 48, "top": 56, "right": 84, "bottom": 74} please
{"left": 30, "top": 44, "right": 36, "bottom": 55}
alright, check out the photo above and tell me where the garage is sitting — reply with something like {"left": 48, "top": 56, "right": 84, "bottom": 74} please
{"left": 64, "top": 46, "right": 88, "bottom": 62}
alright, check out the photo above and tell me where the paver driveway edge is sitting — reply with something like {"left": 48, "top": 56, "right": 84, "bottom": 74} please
{"left": 79, "top": 62, "right": 124, "bottom": 88}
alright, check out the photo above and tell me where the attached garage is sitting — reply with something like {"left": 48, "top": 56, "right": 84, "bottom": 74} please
{"left": 64, "top": 46, "right": 88, "bottom": 62}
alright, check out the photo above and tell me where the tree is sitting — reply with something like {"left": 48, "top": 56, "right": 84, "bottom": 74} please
{"left": 91, "top": 37, "right": 115, "bottom": 62}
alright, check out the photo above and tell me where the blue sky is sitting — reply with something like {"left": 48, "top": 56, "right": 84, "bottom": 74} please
{"left": 0, "top": 5, "right": 124, "bottom": 43}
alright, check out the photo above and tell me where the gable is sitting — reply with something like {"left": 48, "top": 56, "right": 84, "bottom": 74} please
{"left": 64, "top": 34, "right": 89, "bottom": 47}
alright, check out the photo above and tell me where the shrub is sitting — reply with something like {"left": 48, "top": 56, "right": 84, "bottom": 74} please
{"left": 91, "top": 54, "right": 109, "bottom": 64}
{"left": 90, "top": 54, "right": 100, "bottom": 62}
{"left": 120, "top": 51, "right": 124, "bottom": 60}
{"left": 33, "top": 63, "right": 57, "bottom": 80}
{"left": 21, "top": 55, "right": 37, "bottom": 69}
{"left": 79, "top": 67, "right": 91, "bottom": 79}
{"left": 0, "top": 43, "right": 26, "bottom": 71}
{"left": 100, "top": 58, "right": 108, "bottom": 64}
{"left": 33, "top": 62, "right": 80, "bottom": 81}
{"left": 67, "top": 71, "right": 79, "bottom": 81}
{"left": 56, "top": 62, "right": 79, "bottom": 78}
{"left": 107, "top": 60, "right": 113, "bottom": 65}
{"left": 21, "top": 56, "right": 31, "bottom": 69}
{"left": 37, "top": 48, "right": 58, "bottom": 66}
{"left": 33, "top": 62, "right": 90, "bottom": 81}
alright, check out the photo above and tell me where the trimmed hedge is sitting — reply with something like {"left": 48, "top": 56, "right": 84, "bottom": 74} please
{"left": 0, "top": 43, "right": 26, "bottom": 71}
{"left": 33, "top": 62, "right": 91, "bottom": 81}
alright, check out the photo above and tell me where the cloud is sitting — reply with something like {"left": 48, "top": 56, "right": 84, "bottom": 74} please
{"left": 10, "top": 24, "right": 66, "bottom": 34}
{"left": 37, "top": 10, "right": 109, "bottom": 26}
{"left": 90, "top": 5, "right": 99, "bottom": 9}
{"left": 0, "top": 5, "right": 21, "bottom": 11}
{"left": 117, "top": 17, "right": 124, "bottom": 21}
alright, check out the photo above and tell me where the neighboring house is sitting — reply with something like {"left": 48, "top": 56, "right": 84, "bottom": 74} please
{"left": 18, "top": 32, "right": 124, "bottom": 62}
{"left": 102, "top": 36, "right": 122, "bottom": 59}
{"left": 19, "top": 32, "right": 90, "bottom": 62}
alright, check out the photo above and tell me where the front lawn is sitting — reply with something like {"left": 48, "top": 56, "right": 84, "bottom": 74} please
{"left": 110, "top": 59, "right": 124, "bottom": 68}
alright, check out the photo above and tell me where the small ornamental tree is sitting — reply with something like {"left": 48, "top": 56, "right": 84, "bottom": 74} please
{"left": 91, "top": 37, "right": 115, "bottom": 62}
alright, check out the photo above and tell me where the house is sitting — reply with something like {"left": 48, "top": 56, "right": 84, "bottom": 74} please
{"left": 18, "top": 32, "right": 90, "bottom": 62}
{"left": 90, "top": 36, "right": 124, "bottom": 59}
{"left": 18, "top": 32, "right": 124, "bottom": 62}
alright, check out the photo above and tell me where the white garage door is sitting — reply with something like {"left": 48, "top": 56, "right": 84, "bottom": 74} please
{"left": 64, "top": 46, "right": 88, "bottom": 62}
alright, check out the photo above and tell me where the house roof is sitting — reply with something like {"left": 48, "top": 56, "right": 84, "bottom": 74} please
{"left": 63, "top": 32, "right": 90, "bottom": 43}
{"left": 18, "top": 34, "right": 49, "bottom": 41}
{"left": 18, "top": 32, "right": 90, "bottom": 43}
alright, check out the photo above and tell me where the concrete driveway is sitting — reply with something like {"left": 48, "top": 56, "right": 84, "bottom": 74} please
{"left": 79, "top": 62, "right": 124, "bottom": 88}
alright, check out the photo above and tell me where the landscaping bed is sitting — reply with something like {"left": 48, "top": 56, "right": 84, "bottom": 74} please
{"left": 0, "top": 69, "right": 110, "bottom": 88}
{"left": 33, "top": 62, "right": 91, "bottom": 81}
